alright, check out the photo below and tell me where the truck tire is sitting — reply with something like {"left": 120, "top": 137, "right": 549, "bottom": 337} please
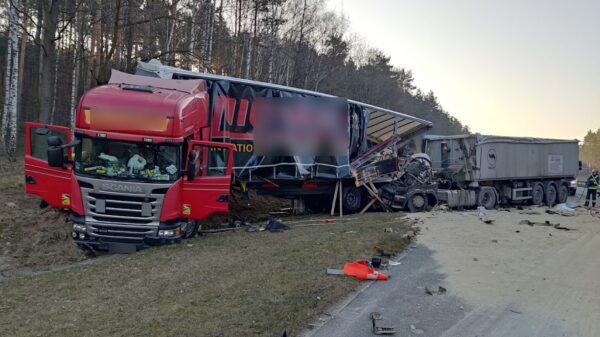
{"left": 342, "top": 186, "right": 364, "bottom": 213}
{"left": 181, "top": 220, "right": 199, "bottom": 239}
{"left": 531, "top": 182, "right": 545, "bottom": 205}
{"left": 477, "top": 187, "right": 497, "bottom": 209}
{"left": 557, "top": 183, "right": 569, "bottom": 204}
{"left": 407, "top": 193, "right": 428, "bottom": 212}
{"left": 544, "top": 183, "right": 557, "bottom": 206}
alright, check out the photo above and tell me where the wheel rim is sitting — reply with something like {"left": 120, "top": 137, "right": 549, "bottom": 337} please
{"left": 412, "top": 194, "right": 425, "bottom": 208}
{"left": 532, "top": 184, "right": 544, "bottom": 204}
{"left": 481, "top": 191, "right": 491, "bottom": 205}
{"left": 546, "top": 185, "right": 556, "bottom": 204}
{"left": 558, "top": 185, "right": 568, "bottom": 202}
{"left": 346, "top": 190, "right": 360, "bottom": 208}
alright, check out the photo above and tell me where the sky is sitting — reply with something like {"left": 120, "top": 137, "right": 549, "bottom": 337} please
{"left": 326, "top": 0, "right": 600, "bottom": 140}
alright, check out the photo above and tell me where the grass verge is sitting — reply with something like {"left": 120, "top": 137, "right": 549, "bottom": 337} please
{"left": 0, "top": 212, "right": 414, "bottom": 337}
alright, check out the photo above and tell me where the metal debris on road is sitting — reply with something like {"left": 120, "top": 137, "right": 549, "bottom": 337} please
{"left": 371, "top": 312, "right": 396, "bottom": 335}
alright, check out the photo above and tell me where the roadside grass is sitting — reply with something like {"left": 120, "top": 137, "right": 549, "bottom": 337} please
{"left": 0, "top": 159, "right": 86, "bottom": 270}
{"left": 0, "top": 212, "right": 414, "bottom": 337}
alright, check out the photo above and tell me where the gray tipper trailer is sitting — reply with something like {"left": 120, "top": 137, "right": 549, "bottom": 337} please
{"left": 136, "top": 60, "right": 434, "bottom": 213}
{"left": 423, "top": 134, "right": 580, "bottom": 209}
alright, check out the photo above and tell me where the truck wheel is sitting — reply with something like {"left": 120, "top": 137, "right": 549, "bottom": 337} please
{"left": 181, "top": 221, "right": 199, "bottom": 239}
{"left": 531, "top": 182, "right": 545, "bottom": 205}
{"left": 544, "top": 183, "right": 557, "bottom": 206}
{"left": 342, "top": 186, "right": 364, "bottom": 213}
{"left": 477, "top": 187, "right": 497, "bottom": 209}
{"left": 557, "top": 184, "right": 569, "bottom": 204}
{"left": 407, "top": 193, "right": 428, "bottom": 212}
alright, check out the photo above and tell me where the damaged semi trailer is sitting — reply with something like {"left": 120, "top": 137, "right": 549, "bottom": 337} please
{"left": 422, "top": 134, "right": 580, "bottom": 209}
{"left": 23, "top": 60, "right": 433, "bottom": 251}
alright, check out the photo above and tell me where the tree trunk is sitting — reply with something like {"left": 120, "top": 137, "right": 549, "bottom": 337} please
{"left": 38, "top": 0, "right": 60, "bottom": 124}
{"left": 90, "top": 0, "right": 102, "bottom": 87}
{"left": 98, "top": 0, "right": 122, "bottom": 84}
{"left": 188, "top": 0, "right": 197, "bottom": 71}
{"left": 17, "top": 0, "right": 28, "bottom": 122}
{"left": 2, "top": 0, "right": 21, "bottom": 159}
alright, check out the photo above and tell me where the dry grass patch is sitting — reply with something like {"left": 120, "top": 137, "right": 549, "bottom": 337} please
{"left": 0, "top": 212, "right": 414, "bottom": 337}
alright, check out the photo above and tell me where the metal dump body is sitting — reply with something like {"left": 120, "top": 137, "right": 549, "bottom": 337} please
{"left": 424, "top": 134, "right": 579, "bottom": 182}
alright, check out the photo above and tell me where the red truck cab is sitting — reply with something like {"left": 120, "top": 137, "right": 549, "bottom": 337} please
{"left": 24, "top": 70, "right": 233, "bottom": 252}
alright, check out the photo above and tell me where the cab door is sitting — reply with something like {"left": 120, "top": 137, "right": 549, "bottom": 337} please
{"left": 24, "top": 122, "right": 72, "bottom": 208}
{"left": 182, "top": 141, "right": 234, "bottom": 219}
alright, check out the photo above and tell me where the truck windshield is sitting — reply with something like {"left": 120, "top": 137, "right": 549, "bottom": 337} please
{"left": 74, "top": 135, "right": 180, "bottom": 182}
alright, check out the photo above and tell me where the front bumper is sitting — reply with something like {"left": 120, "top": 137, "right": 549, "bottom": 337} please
{"left": 71, "top": 213, "right": 185, "bottom": 252}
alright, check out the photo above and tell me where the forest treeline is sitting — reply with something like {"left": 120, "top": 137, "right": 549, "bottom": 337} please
{"left": 580, "top": 130, "right": 600, "bottom": 169}
{"left": 1, "top": 0, "right": 469, "bottom": 158}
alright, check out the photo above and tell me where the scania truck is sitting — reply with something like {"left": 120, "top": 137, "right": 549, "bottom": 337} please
{"left": 24, "top": 62, "right": 433, "bottom": 251}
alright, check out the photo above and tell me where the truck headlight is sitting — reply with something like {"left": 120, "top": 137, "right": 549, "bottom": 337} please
{"left": 158, "top": 230, "right": 175, "bottom": 237}
{"left": 72, "top": 224, "right": 86, "bottom": 232}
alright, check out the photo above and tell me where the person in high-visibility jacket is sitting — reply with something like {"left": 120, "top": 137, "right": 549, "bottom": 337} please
{"left": 584, "top": 169, "right": 599, "bottom": 207}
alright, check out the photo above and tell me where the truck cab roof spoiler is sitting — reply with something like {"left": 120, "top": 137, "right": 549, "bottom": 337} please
{"left": 135, "top": 60, "right": 433, "bottom": 143}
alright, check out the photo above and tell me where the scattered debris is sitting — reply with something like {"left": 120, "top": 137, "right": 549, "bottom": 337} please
{"left": 389, "top": 261, "right": 402, "bottom": 266}
{"left": 384, "top": 227, "right": 393, "bottom": 233}
{"left": 371, "top": 312, "right": 396, "bottom": 335}
{"left": 477, "top": 206, "right": 495, "bottom": 224}
{"left": 265, "top": 218, "right": 290, "bottom": 232}
{"left": 409, "top": 324, "right": 424, "bottom": 334}
{"left": 328, "top": 260, "right": 389, "bottom": 281}
{"left": 425, "top": 286, "right": 447, "bottom": 295}
{"left": 546, "top": 203, "right": 576, "bottom": 216}
{"left": 374, "top": 246, "right": 392, "bottom": 257}
{"left": 5, "top": 202, "right": 17, "bottom": 208}
{"left": 371, "top": 257, "right": 382, "bottom": 268}
{"left": 473, "top": 257, "right": 479, "bottom": 261}
{"left": 518, "top": 219, "right": 572, "bottom": 231}
{"left": 510, "top": 309, "right": 523, "bottom": 314}
{"left": 491, "top": 239, "right": 498, "bottom": 243}
{"left": 519, "top": 210, "right": 541, "bottom": 215}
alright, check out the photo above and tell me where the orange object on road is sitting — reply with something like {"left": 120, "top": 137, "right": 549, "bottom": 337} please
{"left": 326, "top": 219, "right": 335, "bottom": 224}
{"left": 343, "top": 259, "right": 389, "bottom": 281}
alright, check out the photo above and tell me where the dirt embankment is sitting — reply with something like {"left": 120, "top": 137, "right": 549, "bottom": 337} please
{"left": 0, "top": 159, "right": 87, "bottom": 274}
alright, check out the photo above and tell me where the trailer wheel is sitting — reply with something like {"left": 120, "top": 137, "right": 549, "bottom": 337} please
{"left": 477, "top": 187, "right": 497, "bottom": 209}
{"left": 531, "top": 182, "right": 545, "bottom": 205}
{"left": 544, "top": 183, "right": 557, "bottom": 206}
{"left": 407, "top": 193, "right": 428, "bottom": 212}
{"left": 557, "top": 184, "right": 569, "bottom": 204}
{"left": 342, "top": 186, "right": 364, "bottom": 213}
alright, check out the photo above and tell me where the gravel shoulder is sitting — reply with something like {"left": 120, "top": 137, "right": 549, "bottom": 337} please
{"left": 309, "top": 196, "right": 600, "bottom": 337}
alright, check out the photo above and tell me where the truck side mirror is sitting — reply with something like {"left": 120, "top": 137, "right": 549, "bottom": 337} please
{"left": 187, "top": 150, "right": 197, "bottom": 181}
{"left": 47, "top": 136, "right": 65, "bottom": 168}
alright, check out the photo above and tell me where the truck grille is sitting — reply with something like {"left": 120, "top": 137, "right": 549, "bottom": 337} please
{"left": 77, "top": 177, "right": 170, "bottom": 241}
{"left": 87, "top": 192, "right": 158, "bottom": 224}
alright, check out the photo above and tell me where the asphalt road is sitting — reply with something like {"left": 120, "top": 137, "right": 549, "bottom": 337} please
{"left": 305, "top": 196, "right": 599, "bottom": 337}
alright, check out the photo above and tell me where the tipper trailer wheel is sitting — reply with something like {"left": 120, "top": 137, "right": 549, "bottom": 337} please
{"left": 531, "top": 182, "right": 545, "bottom": 206}
{"left": 557, "top": 184, "right": 569, "bottom": 204}
{"left": 407, "top": 193, "right": 428, "bottom": 212}
{"left": 544, "top": 183, "right": 557, "bottom": 206}
{"left": 477, "top": 187, "right": 497, "bottom": 209}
